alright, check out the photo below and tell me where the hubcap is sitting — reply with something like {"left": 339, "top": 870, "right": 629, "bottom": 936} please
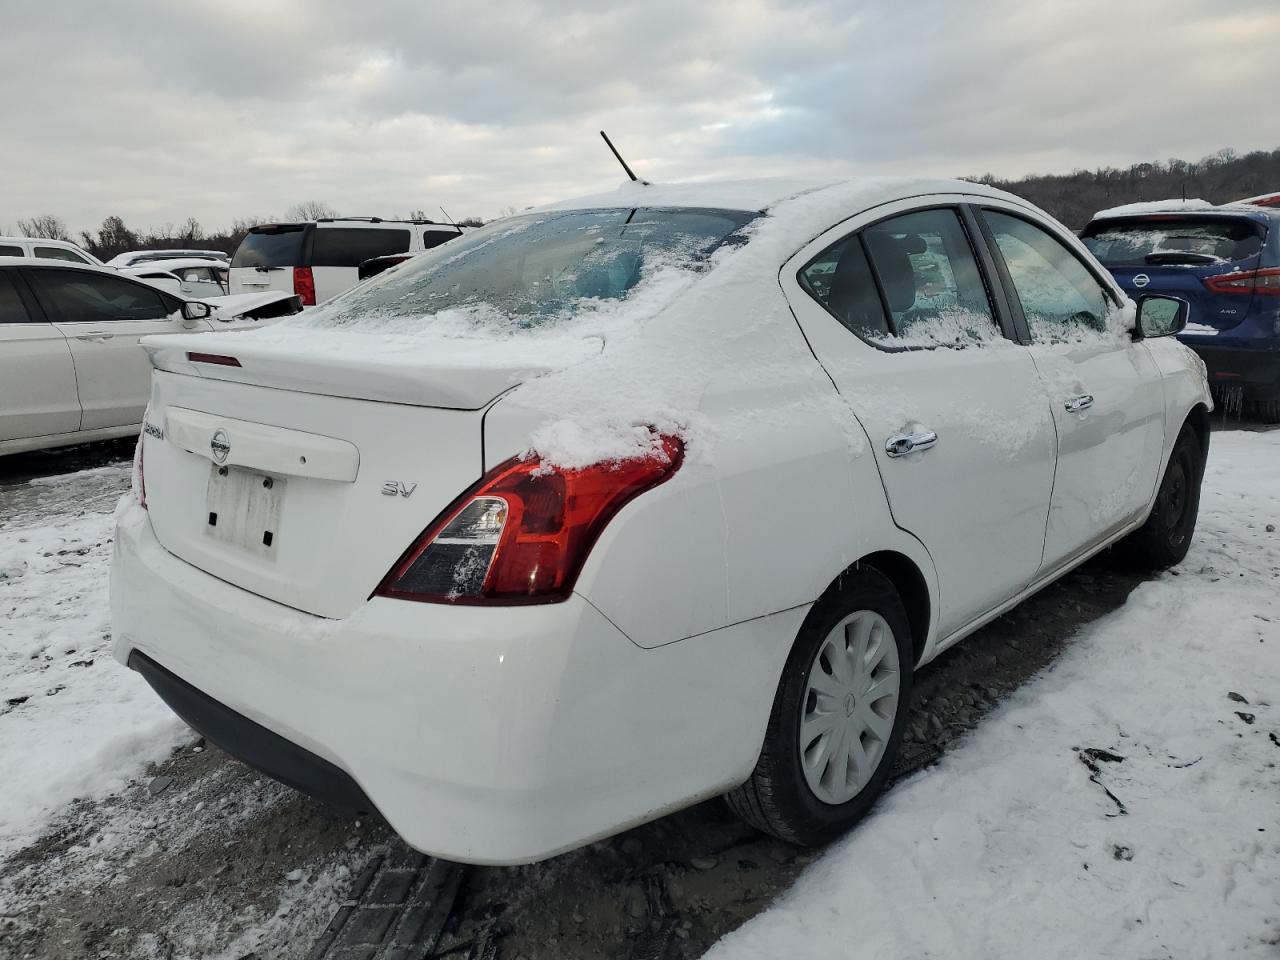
{"left": 799, "top": 610, "right": 901, "bottom": 805}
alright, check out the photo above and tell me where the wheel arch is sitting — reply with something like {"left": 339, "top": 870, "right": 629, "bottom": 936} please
{"left": 1185, "top": 402, "right": 1210, "bottom": 464}
{"left": 812, "top": 550, "right": 932, "bottom": 668}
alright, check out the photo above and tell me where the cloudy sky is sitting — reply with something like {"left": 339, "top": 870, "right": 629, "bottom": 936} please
{"left": 3, "top": 0, "right": 1278, "bottom": 234}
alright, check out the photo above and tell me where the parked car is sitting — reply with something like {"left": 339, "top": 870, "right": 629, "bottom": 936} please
{"left": 112, "top": 178, "right": 1209, "bottom": 865}
{"left": 357, "top": 252, "right": 416, "bottom": 281}
{"left": 122, "top": 257, "right": 229, "bottom": 298}
{"left": 0, "top": 236, "right": 103, "bottom": 265}
{"left": 108, "top": 249, "right": 229, "bottom": 268}
{"left": 1081, "top": 202, "right": 1280, "bottom": 419}
{"left": 229, "top": 218, "right": 462, "bottom": 305}
{"left": 0, "top": 260, "right": 301, "bottom": 456}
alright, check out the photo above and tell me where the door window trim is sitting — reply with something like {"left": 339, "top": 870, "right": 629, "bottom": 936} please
{"left": 793, "top": 203, "right": 1017, "bottom": 353}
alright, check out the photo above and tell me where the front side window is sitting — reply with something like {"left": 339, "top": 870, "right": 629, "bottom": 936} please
{"left": 312, "top": 228, "right": 412, "bottom": 267}
{"left": 31, "top": 270, "right": 169, "bottom": 323}
{"left": 0, "top": 272, "right": 32, "bottom": 322}
{"left": 34, "top": 246, "right": 90, "bottom": 264}
{"left": 311, "top": 207, "right": 756, "bottom": 327}
{"left": 984, "top": 211, "right": 1111, "bottom": 339}
{"left": 799, "top": 208, "right": 998, "bottom": 346}
{"left": 0, "top": 245, "right": 24, "bottom": 257}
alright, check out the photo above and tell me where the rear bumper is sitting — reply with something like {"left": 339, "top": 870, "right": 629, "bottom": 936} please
{"left": 110, "top": 500, "right": 798, "bottom": 864}
{"left": 1177, "top": 341, "right": 1280, "bottom": 400}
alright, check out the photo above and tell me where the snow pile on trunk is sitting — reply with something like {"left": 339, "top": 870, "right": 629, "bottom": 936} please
{"left": 708, "top": 429, "right": 1280, "bottom": 960}
{"left": 0, "top": 466, "right": 186, "bottom": 858}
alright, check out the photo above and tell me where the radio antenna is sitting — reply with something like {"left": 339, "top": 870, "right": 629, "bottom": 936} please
{"left": 600, "top": 130, "right": 648, "bottom": 184}
{"left": 439, "top": 205, "right": 459, "bottom": 227}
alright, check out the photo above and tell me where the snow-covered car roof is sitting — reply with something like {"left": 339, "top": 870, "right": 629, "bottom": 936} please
{"left": 120, "top": 258, "right": 228, "bottom": 274}
{"left": 1090, "top": 198, "right": 1280, "bottom": 221}
{"left": 2, "top": 257, "right": 127, "bottom": 275}
{"left": 108, "top": 249, "right": 229, "bottom": 267}
{"left": 535, "top": 176, "right": 1030, "bottom": 237}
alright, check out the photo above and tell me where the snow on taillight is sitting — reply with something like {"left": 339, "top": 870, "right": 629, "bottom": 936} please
{"left": 293, "top": 266, "right": 316, "bottom": 306}
{"left": 375, "top": 435, "right": 684, "bottom": 605}
{"left": 1203, "top": 267, "right": 1280, "bottom": 296}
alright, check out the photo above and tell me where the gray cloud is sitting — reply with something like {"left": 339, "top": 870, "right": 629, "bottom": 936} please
{"left": 2, "top": 0, "right": 1277, "bottom": 236}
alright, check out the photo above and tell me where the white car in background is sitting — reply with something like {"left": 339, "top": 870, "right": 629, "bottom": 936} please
{"left": 0, "top": 236, "right": 103, "bottom": 265}
{"left": 122, "top": 257, "right": 229, "bottom": 298}
{"left": 0, "top": 260, "right": 300, "bottom": 456}
{"left": 229, "top": 217, "right": 463, "bottom": 305}
{"left": 108, "top": 249, "right": 229, "bottom": 269}
{"left": 112, "top": 178, "right": 1209, "bottom": 865}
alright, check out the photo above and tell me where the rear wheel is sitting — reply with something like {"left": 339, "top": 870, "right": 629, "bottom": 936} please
{"left": 1115, "top": 422, "right": 1204, "bottom": 570}
{"left": 1251, "top": 399, "right": 1280, "bottom": 424}
{"left": 726, "top": 569, "right": 913, "bottom": 845}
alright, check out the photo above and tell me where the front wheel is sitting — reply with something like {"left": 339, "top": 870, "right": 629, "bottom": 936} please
{"left": 726, "top": 568, "right": 913, "bottom": 845}
{"left": 1115, "top": 422, "right": 1205, "bottom": 570}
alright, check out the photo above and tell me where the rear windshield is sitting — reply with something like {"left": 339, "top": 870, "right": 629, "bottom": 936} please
{"left": 1081, "top": 216, "right": 1266, "bottom": 267}
{"left": 232, "top": 227, "right": 307, "bottom": 268}
{"left": 315, "top": 207, "right": 756, "bottom": 326}
{"left": 311, "top": 228, "right": 411, "bottom": 267}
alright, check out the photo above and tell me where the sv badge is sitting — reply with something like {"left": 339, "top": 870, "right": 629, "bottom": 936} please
{"left": 382, "top": 481, "right": 418, "bottom": 498}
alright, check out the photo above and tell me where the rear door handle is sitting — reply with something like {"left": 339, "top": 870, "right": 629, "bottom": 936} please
{"left": 885, "top": 430, "right": 938, "bottom": 458}
{"left": 1064, "top": 394, "right": 1094, "bottom": 413}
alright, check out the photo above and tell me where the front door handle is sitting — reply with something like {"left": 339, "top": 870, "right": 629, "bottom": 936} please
{"left": 1064, "top": 394, "right": 1094, "bottom": 413}
{"left": 75, "top": 333, "right": 114, "bottom": 342}
{"left": 885, "top": 430, "right": 938, "bottom": 458}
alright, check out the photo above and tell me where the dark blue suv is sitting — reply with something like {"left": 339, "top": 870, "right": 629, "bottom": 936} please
{"left": 1081, "top": 204, "right": 1280, "bottom": 420}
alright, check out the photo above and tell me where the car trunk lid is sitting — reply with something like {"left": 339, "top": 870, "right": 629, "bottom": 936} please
{"left": 139, "top": 333, "right": 600, "bottom": 618}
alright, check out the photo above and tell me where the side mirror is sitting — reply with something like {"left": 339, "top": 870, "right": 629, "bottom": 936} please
{"left": 1136, "top": 295, "right": 1187, "bottom": 339}
{"left": 181, "top": 300, "right": 212, "bottom": 327}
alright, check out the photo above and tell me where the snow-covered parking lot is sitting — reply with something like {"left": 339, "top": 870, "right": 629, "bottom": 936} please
{"left": 1, "top": 427, "right": 1278, "bottom": 959}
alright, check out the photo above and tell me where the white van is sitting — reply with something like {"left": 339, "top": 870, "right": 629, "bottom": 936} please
{"left": 228, "top": 218, "right": 463, "bottom": 305}
{"left": 0, "top": 236, "right": 104, "bottom": 266}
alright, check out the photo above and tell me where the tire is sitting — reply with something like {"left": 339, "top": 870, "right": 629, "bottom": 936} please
{"left": 1251, "top": 399, "right": 1280, "bottom": 424}
{"left": 726, "top": 568, "right": 914, "bottom": 846}
{"left": 1115, "top": 422, "right": 1205, "bottom": 570}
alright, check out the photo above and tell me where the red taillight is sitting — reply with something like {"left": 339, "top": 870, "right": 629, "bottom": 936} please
{"left": 1203, "top": 267, "right": 1280, "bottom": 296}
{"left": 293, "top": 266, "right": 316, "bottom": 306}
{"left": 375, "top": 435, "right": 684, "bottom": 605}
{"left": 187, "top": 352, "right": 241, "bottom": 366}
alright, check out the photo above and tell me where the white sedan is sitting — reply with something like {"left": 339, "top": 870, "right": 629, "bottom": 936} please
{"left": 110, "top": 178, "right": 1210, "bottom": 864}
{"left": 0, "top": 260, "right": 300, "bottom": 456}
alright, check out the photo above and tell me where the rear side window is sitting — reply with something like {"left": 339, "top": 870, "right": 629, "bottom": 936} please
{"left": 232, "top": 227, "right": 307, "bottom": 268}
{"left": 423, "top": 229, "right": 460, "bottom": 250}
{"left": 1081, "top": 216, "right": 1266, "bottom": 267}
{"left": 799, "top": 209, "right": 997, "bottom": 346}
{"left": 311, "top": 228, "right": 411, "bottom": 267}
{"left": 799, "top": 237, "right": 890, "bottom": 339}
{"left": 0, "top": 272, "right": 32, "bottom": 322}
{"left": 31, "top": 269, "right": 169, "bottom": 323}
{"left": 0, "top": 245, "right": 24, "bottom": 257}
{"left": 34, "top": 246, "right": 90, "bottom": 264}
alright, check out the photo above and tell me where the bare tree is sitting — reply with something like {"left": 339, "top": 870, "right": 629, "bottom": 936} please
{"left": 17, "top": 215, "right": 70, "bottom": 240}
{"left": 456, "top": 216, "right": 485, "bottom": 228}
{"left": 285, "top": 200, "right": 338, "bottom": 221}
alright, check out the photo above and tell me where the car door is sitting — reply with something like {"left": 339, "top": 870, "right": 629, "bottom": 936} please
{"left": 26, "top": 267, "right": 211, "bottom": 430}
{"left": 0, "top": 269, "right": 81, "bottom": 441}
{"left": 976, "top": 205, "right": 1165, "bottom": 570}
{"left": 782, "top": 200, "right": 1058, "bottom": 639}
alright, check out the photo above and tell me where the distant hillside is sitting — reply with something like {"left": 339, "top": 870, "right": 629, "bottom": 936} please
{"left": 968, "top": 147, "right": 1280, "bottom": 230}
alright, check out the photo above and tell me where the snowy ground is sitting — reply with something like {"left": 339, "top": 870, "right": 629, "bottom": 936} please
{"left": 711, "top": 430, "right": 1280, "bottom": 959}
{"left": 0, "top": 428, "right": 1277, "bottom": 959}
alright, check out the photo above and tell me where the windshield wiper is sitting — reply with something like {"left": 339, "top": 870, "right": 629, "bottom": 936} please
{"left": 1144, "top": 252, "right": 1220, "bottom": 265}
